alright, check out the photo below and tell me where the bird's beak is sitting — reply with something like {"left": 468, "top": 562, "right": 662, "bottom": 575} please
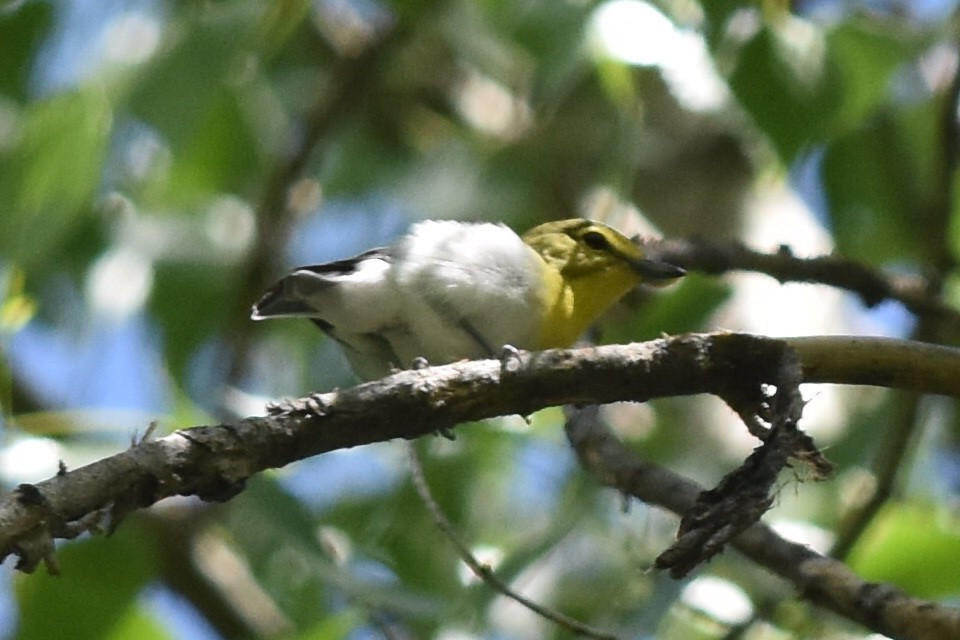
{"left": 630, "top": 258, "right": 686, "bottom": 281}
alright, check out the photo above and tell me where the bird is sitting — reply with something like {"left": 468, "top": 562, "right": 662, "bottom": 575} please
{"left": 252, "top": 218, "right": 685, "bottom": 380}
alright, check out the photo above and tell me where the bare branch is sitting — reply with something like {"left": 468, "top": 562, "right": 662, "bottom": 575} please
{"left": 4, "top": 332, "right": 960, "bottom": 566}
{"left": 2, "top": 333, "right": 960, "bottom": 639}
{"left": 648, "top": 237, "right": 957, "bottom": 323}
{"left": 564, "top": 406, "right": 960, "bottom": 640}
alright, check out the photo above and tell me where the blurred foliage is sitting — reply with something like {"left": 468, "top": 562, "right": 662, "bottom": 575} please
{"left": 2, "top": 0, "right": 960, "bottom": 639}
{"left": 15, "top": 519, "right": 159, "bottom": 640}
{"left": 848, "top": 501, "right": 960, "bottom": 599}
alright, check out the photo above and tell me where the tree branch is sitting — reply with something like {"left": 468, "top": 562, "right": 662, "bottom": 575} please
{"left": 3, "top": 333, "right": 960, "bottom": 638}
{"left": 564, "top": 406, "right": 960, "bottom": 640}
{"left": 648, "top": 237, "right": 956, "bottom": 323}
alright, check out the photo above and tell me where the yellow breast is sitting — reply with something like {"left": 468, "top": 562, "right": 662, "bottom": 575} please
{"left": 534, "top": 261, "right": 641, "bottom": 349}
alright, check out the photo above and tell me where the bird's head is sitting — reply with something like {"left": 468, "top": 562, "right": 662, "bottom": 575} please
{"left": 521, "top": 218, "right": 685, "bottom": 349}
{"left": 521, "top": 219, "right": 684, "bottom": 284}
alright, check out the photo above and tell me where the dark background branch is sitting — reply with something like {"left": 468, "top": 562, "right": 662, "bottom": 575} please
{"left": 564, "top": 405, "right": 960, "bottom": 640}
{"left": 649, "top": 236, "right": 957, "bottom": 323}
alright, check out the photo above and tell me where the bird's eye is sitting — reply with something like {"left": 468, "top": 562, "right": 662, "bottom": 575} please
{"left": 582, "top": 230, "right": 609, "bottom": 250}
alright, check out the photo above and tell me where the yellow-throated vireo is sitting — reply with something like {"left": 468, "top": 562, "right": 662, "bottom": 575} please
{"left": 252, "top": 219, "right": 684, "bottom": 380}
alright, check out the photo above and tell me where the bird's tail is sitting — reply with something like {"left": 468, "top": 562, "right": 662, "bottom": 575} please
{"left": 251, "top": 273, "right": 318, "bottom": 320}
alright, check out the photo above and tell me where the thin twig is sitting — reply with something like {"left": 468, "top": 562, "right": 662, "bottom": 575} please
{"left": 831, "top": 392, "right": 922, "bottom": 560}
{"left": 831, "top": 35, "right": 960, "bottom": 560}
{"left": 225, "top": 27, "right": 397, "bottom": 386}
{"left": 405, "top": 443, "right": 622, "bottom": 640}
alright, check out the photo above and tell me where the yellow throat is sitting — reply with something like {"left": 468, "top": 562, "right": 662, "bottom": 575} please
{"left": 522, "top": 219, "right": 681, "bottom": 349}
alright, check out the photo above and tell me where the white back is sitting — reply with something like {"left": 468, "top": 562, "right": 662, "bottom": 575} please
{"left": 390, "top": 220, "right": 543, "bottom": 365}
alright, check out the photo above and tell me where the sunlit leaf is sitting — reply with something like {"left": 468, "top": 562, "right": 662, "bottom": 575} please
{"left": 847, "top": 501, "right": 960, "bottom": 599}
{"left": 0, "top": 267, "right": 35, "bottom": 332}
{"left": 104, "top": 605, "right": 172, "bottom": 640}
{"left": 296, "top": 610, "right": 362, "bottom": 640}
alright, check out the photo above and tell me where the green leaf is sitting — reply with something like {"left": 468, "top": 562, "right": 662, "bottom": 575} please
{"left": 160, "top": 90, "right": 259, "bottom": 203}
{"left": 0, "top": 2, "right": 53, "bottom": 101}
{"left": 149, "top": 260, "right": 240, "bottom": 379}
{"left": 847, "top": 501, "right": 960, "bottom": 599}
{"left": 0, "top": 266, "right": 35, "bottom": 333}
{"left": 0, "top": 88, "right": 112, "bottom": 269}
{"left": 15, "top": 519, "right": 158, "bottom": 640}
{"left": 314, "top": 120, "right": 411, "bottom": 199}
{"left": 296, "top": 611, "right": 362, "bottom": 640}
{"left": 514, "top": 1, "right": 593, "bottom": 109}
{"left": 657, "top": 605, "right": 730, "bottom": 640}
{"left": 603, "top": 273, "right": 731, "bottom": 344}
{"left": 700, "top": 0, "right": 745, "bottom": 52}
{"left": 256, "top": 0, "right": 312, "bottom": 55}
{"left": 727, "top": 16, "right": 910, "bottom": 165}
{"left": 729, "top": 24, "right": 840, "bottom": 163}
{"left": 592, "top": 57, "right": 639, "bottom": 112}
{"left": 220, "top": 476, "right": 445, "bottom": 629}
{"left": 127, "top": 13, "right": 248, "bottom": 151}
{"left": 104, "top": 605, "right": 173, "bottom": 640}
{"left": 822, "top": 105, "right": 935, "bottom": 265}
{"left": 826, "top": 21, "right": 914, "bottom": 132}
